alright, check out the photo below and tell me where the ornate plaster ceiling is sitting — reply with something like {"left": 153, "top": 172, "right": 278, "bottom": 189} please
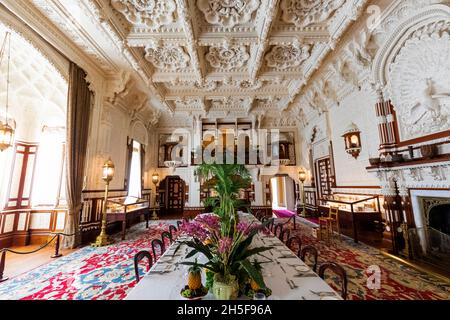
{"left": 6, "top": 0, "right": 370, "bottom": 126}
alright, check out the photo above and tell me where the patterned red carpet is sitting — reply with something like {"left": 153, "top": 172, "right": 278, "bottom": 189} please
{"left": 0, "top": 218, "right": 449, "bottom": 300}
{"left": 279, "top": 217, "right": 450, "bottom": 300}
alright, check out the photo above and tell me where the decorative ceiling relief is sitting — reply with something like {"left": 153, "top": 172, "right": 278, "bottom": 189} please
{"left": 389, "top": 21, "right": 450, "bottom": 141}
{"left": 280, "top": 0, "right": 346, "bottom": 27}
{"left": 265, "top": 43, "right": 311, "bottom": 70}
{"left": 144, "top": 45, "right": 190, "bottom": 71}
{"left": 111, "top": 0, "right": 177, "bottom": 28}
{"left": 197, "top": 0, "right": 261, "bottom": 27}
{"left": 206, "top": 45, "right": 250, "bottom": 70}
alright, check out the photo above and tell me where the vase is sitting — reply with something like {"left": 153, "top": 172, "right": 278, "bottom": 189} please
{"left": 212, "top": 275, "right": 239, "bottom": 300}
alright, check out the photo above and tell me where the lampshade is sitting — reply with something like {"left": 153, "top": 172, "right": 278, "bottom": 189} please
{"left": 0, "top": 122, "right": 14, "bottom": 152}
{"left": 298, "top": 168, "right": 307, "bottom": 183}
{"left": 102, "top": 158, "right": 115, "bottom": 182}
{"left": 152, "top": 172, "right": 159, "bottom": 185}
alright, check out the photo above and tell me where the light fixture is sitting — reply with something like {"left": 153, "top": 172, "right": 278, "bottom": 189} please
{"left": 92, "top": 158, "right": 115, "bottom": 247}
{"left": 342, "top": 122, "right": 361, "bottom": 159}
{"left": 151, "top": 172, "right": 160, "bottom": 220}
{"left": 102, "top": 158, "right": 115, "bottom": 182}
{"left": 298, "top": 168, "right": 307, "bottom": 217}
{"left": 298, "top": 168, "right": 307, "bottom": 183}
{"left": 0, "top": 32, "right": 15, "bottom": 152}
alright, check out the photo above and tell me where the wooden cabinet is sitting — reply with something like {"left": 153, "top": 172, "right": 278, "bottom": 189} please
{"left": 158, "top": 175, "right": 186, "bottom": 217}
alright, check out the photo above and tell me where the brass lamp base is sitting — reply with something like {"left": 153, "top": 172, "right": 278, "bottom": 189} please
{"left": 151, "top": 209, "right": 159, "bottom": 220}
{"left": 91, "top": 233, "right": 114, "bottom": 247}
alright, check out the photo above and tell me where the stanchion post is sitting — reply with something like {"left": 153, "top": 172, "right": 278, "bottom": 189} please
{"left": 0, "top": 250, "right": 8, "bottom": 283}
{"left": 51, "top": 234, "right": 62, "bottom": 258}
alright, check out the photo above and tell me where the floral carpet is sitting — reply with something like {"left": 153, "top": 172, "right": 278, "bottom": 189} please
{"left": 1, "top": 218, "right": 449, "bottom": 300}
{"left": 279, "top": 217, "right": 450, "bottom": 300}
{"left": 0, "top": 221, "right": 176, "bottom": 300}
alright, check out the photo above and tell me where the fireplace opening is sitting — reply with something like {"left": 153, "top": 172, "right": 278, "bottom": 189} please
{"left": 428, "top": 204, "right": 450, "bottom": 253}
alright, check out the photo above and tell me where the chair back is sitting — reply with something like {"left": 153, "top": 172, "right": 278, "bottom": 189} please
{"left": 318, "top": 262, "right": 348, "bottom": 300}
{"left": 286, "top": 236, "right": 302, "bottom": 253}
{"left": 274, "top": 223, "right": 283, "bottom": 238}
{"left": 176, "top": 220, "right": 183, "bottom": 230}
{"left": 134, "top": 250, "right": 153, "bottom": 283}
{"left": 169, "top": 225, "right": 178, "bottom": 240}
{"left": 329, "top": 206, "right": 339, "bottom": 220}
{"left": 300, "top": 245, "right": 318, "bottom": 272}
{"left": 161, "top": 231, "right": 173, "bottom": 245}
{"left": 151, "top": 239, "right": 166, "bottom": 260}
{"left": 280, "top": 229, "right": 291, "bottom": 244}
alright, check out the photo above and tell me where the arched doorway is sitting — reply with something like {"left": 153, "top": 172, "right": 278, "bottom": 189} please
{"left": 0, "top": 25, "right": 68, "bottom": 247}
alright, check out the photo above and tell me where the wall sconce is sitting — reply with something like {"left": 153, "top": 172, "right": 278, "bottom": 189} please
{"left": 342, "top": 123, "right": 362, "bottom": 159}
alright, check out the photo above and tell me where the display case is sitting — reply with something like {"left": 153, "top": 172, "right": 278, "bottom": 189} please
{"left": 106, "top": 196, "right": 150, "bottom": 240}
{"left": 318, "top": 194, "right": 384, "bottom": 246}
{"left": 106, "top": 196, "right": 149, "bottom": 214}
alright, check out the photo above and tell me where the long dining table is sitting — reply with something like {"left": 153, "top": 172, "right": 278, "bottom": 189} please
{"left": 125, "top": 212, "right": 342, "bottom": 300}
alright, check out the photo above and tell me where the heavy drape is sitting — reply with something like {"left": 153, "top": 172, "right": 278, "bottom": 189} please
{"left": 63, "top": 63, "right": 92, "bottom": 248}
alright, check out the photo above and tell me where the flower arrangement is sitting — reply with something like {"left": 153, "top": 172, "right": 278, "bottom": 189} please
{"left": 176, "top": 163, "right": 273, "bottom": 300}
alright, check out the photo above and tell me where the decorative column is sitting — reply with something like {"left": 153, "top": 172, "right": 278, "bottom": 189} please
{"left": 375, "top": 88, "right": 398, "bottom": 155}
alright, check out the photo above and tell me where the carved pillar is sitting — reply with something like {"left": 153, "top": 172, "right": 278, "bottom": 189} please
{"left": 375, "top": 89, "right": 398, "bottom": 155}
{"left": 382, "top": 181, "right": 406, "bottom": 255}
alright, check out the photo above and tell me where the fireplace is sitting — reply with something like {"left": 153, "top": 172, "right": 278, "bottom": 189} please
{"left": 409, "top": 192, "right": 450, "bottom": 272}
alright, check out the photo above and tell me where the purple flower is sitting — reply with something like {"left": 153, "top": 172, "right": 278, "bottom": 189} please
{"left": 180, "top": 221, "right": 209, "bottom": 242}
{"left": 237, "top": 222, "right": 260, "bottom": 236}
{"left": 218, "top": 237, "right": 233, "bottom": 254}
{"left": 195, "top": 213, "right": 220, "bottom": 231}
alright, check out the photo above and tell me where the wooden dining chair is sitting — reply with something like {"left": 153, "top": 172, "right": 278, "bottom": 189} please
{"left": 318, "top": 262, "right": 348, "bottom": 300}
{"left": 169, "top": 225, "right": 178, "bottom": 240}
{"left": 280, "top": 229, "right": 291, "bottom": 244}
{"left": 286, "top": 236, "right": 302, "bottom": 254}
{"left": 274, "top": 223, "right": 283, "bottom": 238}
{"left": 134, "top": 250, "right": 153, "bottom": 283}
{"left": 151, "top": 239, "right": 165, "bottom": 260}
{"left": 161, "top": 231, "right": 173, "bottom": 246}
{"left": 300, "top": 245, "right": 318, "bottom": 272}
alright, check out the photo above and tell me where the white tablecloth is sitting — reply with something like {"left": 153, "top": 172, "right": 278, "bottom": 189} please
{"left": 125, "top": 213, "right": 341, "bottom": 300}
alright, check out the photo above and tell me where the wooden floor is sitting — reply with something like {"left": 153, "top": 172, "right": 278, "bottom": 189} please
{"left": 3, "top": 244, "right": 77, "bottom": 279}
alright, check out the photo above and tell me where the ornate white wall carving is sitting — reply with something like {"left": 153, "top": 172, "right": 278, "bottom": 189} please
{"left": 389, "top": 21, "right": 450, "bottom": 141}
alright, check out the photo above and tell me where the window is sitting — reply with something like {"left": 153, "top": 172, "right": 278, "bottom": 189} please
{"left": 128, "top": 140, "right": 142, "bottom": 198}
{"left": 31, "top": 127, "right": 65, "bottom": 207}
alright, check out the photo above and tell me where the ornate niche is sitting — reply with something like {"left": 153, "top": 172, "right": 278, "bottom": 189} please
{"left": 280, "top": 0, "right": 345, "bottom": 27}
{"left": 197, "top": 0, "right": 260, "bottom": 28}
{"left": 389, "top": 21, "right": 450, "bottom": 141}
{"left": 158, "top": 133, "right": 188, "bottom": 168}
{"left": 111, "top": 0, "right": 177, "bottom": 28}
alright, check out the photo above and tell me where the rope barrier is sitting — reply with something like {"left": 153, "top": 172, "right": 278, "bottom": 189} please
{"left": 0, "top": 231, "right": 75, "bottom": 283}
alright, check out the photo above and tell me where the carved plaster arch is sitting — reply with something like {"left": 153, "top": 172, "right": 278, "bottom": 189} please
{"left": 0, "top": 9, "right": 69, "bottom": 83}
{"left": 129, "top": 119, "right": 149, "bottom": 146}
{"left": 372, "top": 4, "right": 450, "bottom": 90}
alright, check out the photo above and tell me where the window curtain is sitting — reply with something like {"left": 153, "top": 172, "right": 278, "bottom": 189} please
{"left": 125, "top": 137, "right": 133, "bottom": 190}
{"left": 141, "top": 144, "right": 146, "bottom": 192}
{"left": 63, "top": 63, "right": 92, "bottom": 248}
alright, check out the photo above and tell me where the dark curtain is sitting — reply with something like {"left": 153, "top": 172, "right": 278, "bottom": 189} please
{"left": 63, "top": 63, "right": 92, "bottom": 248}
{"left": 125, "top": 137, "right": 133, "bottom": 191}
{"left": 140, "top": 144, "right": 146, "bottom": 193}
